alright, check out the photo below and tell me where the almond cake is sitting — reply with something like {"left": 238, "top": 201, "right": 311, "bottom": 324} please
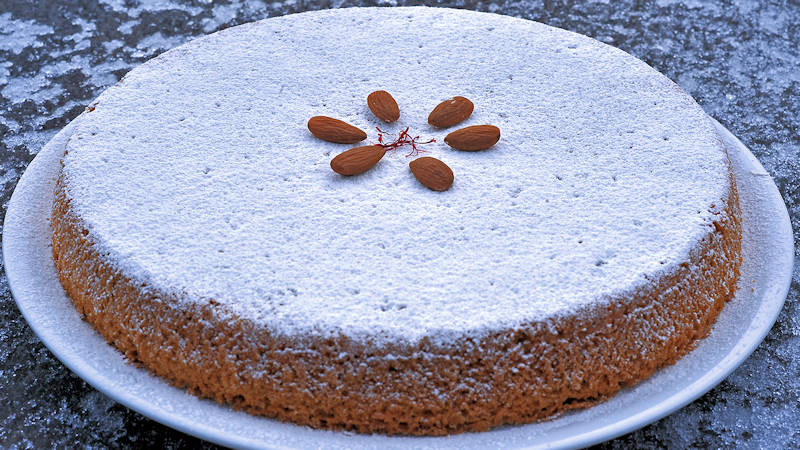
{"left": 51, "top": 7, "right": 742, "bottom": 436}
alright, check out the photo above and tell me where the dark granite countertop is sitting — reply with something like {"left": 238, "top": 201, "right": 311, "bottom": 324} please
{"left": 1, "top": 0, "right": 798, "bottom": 447}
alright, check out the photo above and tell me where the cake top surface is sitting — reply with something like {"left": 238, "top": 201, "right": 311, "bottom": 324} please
{"left": 61, "top": 7, "right": 731, "bottom": 345}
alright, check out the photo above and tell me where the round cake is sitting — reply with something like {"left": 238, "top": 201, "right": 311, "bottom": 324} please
{"left": 51, "top": 7, "right": 742, "bottom": 436}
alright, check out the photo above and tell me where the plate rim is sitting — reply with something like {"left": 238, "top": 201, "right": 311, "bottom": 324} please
{"left": 2, "top": 116, "right": 794, "bottom": 449}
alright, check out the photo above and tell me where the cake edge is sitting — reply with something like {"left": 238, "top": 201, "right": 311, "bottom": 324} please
{"left": 50, "top": 155, "right": 742, "bottom": 435}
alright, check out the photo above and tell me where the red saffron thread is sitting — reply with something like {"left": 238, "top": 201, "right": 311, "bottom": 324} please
{"left": 375, "top": 126, "right": 436, "bottom": 157}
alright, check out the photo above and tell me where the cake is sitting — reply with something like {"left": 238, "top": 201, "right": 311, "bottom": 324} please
{"left": 50, "top": 7, "right": 742, "bottom": 436}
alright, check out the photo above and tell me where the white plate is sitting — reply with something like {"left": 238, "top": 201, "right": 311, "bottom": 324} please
{"left": 2, "top": 116, "right": 793, "bottom": 449}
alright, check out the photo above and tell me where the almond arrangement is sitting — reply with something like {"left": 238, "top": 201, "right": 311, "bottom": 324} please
{"left": 307, "top": 91, "right": 501, "bottom": 191}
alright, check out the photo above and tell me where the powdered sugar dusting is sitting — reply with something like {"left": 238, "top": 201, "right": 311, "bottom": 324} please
{"left": 60, "top": 7, "right": 732, "bottom": 344}
{"left": 6, "top": 93, "right": 790, "bottom": 450}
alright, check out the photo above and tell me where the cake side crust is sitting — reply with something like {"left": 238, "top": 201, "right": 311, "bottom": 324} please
{"left": 50, "top": 166, "right": 742, "bottom": 436}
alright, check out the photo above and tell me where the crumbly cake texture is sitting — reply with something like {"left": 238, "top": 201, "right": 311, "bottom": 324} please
{"left": 51, "top": 7, "right": 742, "bottom": 435}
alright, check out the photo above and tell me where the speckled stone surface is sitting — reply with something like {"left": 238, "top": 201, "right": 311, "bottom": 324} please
{"left": 0, "top": 0, "right": 797, "bottom": 447}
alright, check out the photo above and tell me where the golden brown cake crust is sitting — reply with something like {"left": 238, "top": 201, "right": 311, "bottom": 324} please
{"left": 51, "top": 165, "right": 742, "bottom": 436}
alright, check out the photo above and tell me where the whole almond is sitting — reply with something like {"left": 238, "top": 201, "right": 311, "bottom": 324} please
{"left": 367, "top": 90, "right": 400, "bottom": 123}
{"left": 427, "top": 96, "right": 474, "bottom": 128}
{"left": 330, "top": 145, "right": 387, "bottom": 176}
{"left": 409, "top": 157, "right": 454, "bottom": 191}
{"left": 444, "top": 125, "right": 500, "bottom": 151}
{"left": 308, "top": 116, "right": 367, "bottom": 144}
